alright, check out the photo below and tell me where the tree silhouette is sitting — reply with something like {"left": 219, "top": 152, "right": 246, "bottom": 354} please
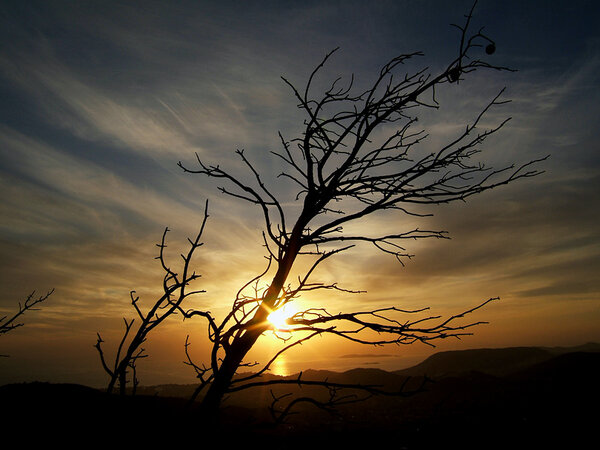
{"left": 95, "top": 201, "right": 209, "bottom": 395}
{"left": 177, "top": 2, "right": 546, "bottom": 419}
{"left": 97, "top": 2, "right": 546, "bottom": 421}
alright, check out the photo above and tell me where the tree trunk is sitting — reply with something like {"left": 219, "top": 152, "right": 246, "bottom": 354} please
{"left": 198, "top": 327, "right": 264, "bottom": 421}
{"left": 198, "top": 220, "right": 308, "bottom": 421}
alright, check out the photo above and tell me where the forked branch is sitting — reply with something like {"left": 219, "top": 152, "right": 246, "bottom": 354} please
{"left": 1, "top": 289, "right": 54, "bottom": 357}
{"left": 1, "top": 289, "right": 54, "bottom": 336}
{"left": 95, "top": 201, "right": 213, "bottom": 394}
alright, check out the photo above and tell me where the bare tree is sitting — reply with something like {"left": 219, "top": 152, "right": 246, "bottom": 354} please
{"left": 1, "top": 289, "right": 54, "bottom": 357}
{"left": 95, "top": 201, "right": 209, "bottom": 395}
{"left": 97, "top": 2, "right": 545, "bottom": 421}
{"left": 174, "top": 2, "right": 546, "bottom": 419}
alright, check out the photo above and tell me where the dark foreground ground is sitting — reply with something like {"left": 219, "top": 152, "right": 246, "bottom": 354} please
{"left": 1, "top": 348, "right": 598, "bottom": 448}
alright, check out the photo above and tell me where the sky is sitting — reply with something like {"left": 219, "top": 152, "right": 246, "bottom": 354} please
{"left": 1, "top": 0, "right": 599, "bottom": 387}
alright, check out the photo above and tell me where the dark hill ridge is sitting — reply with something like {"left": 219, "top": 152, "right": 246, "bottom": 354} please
{"left": 509, "top": 349, "right": 600, "bottom": 381}
{"left": 1, "top": 349, "right": 598, "bottom": 447}
{"left": 130, "top": 342, "right": 600, "bottom": 398}
{"left": 297, "top": 366, "right": 408, "bottom": 387}
{"left": 2, "top": 345, "right": 599, "bottom": 447}
{"left": 394, "top": 342, "right": 600, "bottom": 378}
{"left": 228, "top": 366, "right": 425, "bottom": 411}
{"left": 132, "top": 366, "right": 416, "bottom": 401}
{"left": 394, "top": 346, "right": 552, "bottom": 378}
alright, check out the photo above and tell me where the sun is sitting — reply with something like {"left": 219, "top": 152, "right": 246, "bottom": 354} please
{"left": 267, "top": 303, "right": 298, "bottom": 330}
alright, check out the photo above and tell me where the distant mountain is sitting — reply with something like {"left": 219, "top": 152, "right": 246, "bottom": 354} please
{"left": 394, "top": 343, "right": 600, "bottom": 378}
{"left": 132, "top": 367, "right": 416, "bottom": 402}
{"left": 132, "top": 343, "right": 600, "bottom": 398}
{"left": 543, "top": 341, "right": 600, "bottom": 354}
{"left": 509, "top": 349, "right": 600, "bottom": 381}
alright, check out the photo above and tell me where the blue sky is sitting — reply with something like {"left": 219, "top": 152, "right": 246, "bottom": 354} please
{"left": 1, "top": 0, "right": 599, "bottom": 386}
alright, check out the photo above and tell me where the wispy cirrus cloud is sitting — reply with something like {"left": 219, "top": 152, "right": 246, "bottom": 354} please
{"left": 0, "top": 54, "right": 200, "bottom": 158}
{"left": 1, "top": 0, "right": 599, "bottom": 385}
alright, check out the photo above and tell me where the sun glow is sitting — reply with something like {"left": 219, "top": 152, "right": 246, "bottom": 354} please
{"left": 267, "top": 303, "right": 298, "bottom": 331}
{"left": 270, "top": 355, "right": 289, "bottom": 376}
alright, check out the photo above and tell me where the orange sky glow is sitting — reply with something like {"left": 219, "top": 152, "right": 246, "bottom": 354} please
{"left": 1, "top": 0, "right": 599, "bottom": 388}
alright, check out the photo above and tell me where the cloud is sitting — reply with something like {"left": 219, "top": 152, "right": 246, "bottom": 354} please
{"left": 0, "top": 55, "right": 200, "bottom": 158}
{"left": 0, "top": 126, "right": 201, "bottom": 231}
{"left": 1, "top": 0, "right": 599, "bottom": 385}
{"left": 0, "top": 126, "right": 263, "bottom": 326}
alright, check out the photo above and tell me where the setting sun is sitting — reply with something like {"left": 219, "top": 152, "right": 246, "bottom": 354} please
{"left": 267, "top": 304, "right": 298, "bottom": 330}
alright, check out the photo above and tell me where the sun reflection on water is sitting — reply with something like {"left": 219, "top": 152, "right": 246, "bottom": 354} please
{"left": 271, "top": 355, "right": 288, "bottom": 376}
